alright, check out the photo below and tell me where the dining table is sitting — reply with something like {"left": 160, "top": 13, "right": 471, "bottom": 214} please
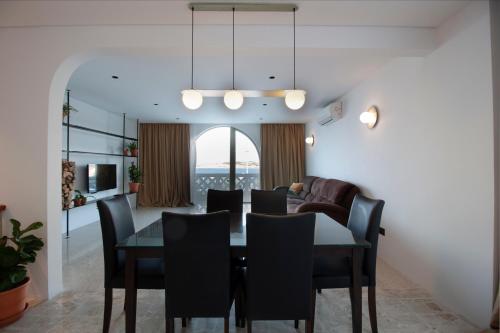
{"left": 116, "top": 212, "right": 370, "bottom": 333}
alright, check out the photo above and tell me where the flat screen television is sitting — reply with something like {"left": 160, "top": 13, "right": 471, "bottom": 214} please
{"left": 87, "top": 164, "right": 117, "bottom": 194}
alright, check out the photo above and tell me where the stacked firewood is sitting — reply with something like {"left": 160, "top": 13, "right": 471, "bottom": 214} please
{"left": 62, "top": 160, "right": 75, "bottom": 210}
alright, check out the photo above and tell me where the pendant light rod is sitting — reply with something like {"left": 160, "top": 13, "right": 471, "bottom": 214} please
{"left": 232, "top": 7, "right": 235, "bottom": 90}
{"left": 191, "top": 7, "right": 194, "bottom": 89}
{"left": 293, "top": 7, "right": 296, "bottom": 90}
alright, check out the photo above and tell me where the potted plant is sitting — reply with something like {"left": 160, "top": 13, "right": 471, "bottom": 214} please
{"left": 72, "top": 190, "right": 95, "bottom": 207}
{"left": 123, "top": 147, "right": 129, "bottom": 156}
{"left": 0, "top": 219, "right": 44, "bottom": 327}
{"left": 62, "top": 103, "right": 78, "bottom": 119}
{"left": 128, "top": 162, "right": 141, "bottom": 193}
{"left": 127, "top": 142, "right": 139, "bottom": 157}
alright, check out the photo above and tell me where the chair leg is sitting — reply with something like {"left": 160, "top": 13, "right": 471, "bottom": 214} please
{"left": 247, "top": 319, "right": 252, "bottom": 333}
{"left": 305, "top": 319, "right": 313, "bottom": 333}
{"left": 224, "top": 317, "right": 229, "bottom": 333}
{"left": 123, "top": 292, "right": 127, "bottom": 311}
{"left": 368, "top": 286, "right": 378, "bottom": 333}
{"left": 103, "top": 287, "right": 112, "bottom": 333}
{"left": 294, "top": 320, "right": 299, "bottom": 328}
{"left": 166, "top": 318, "right": 174, "bottom": 333}
{"left": 182, "top": 317, "right": 187, "bottom": 327}
{"left": 311, "top": 288, "right": 317, "bottom": 333}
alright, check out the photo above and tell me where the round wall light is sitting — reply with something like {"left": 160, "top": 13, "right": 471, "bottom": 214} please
{"left": 182, "top": 90, "right": 203, "bottom": 110}
{"left": 360, "top": 106, "right": 378, "bottom": 128}
{"left": 305, "top": 135, "right": 315, "bottom": 146}
{"left": 224, "top": 90, "right": 244, "bottom": 110}
{"left": 285, "top": 90, "right": 306, "bottom": 110}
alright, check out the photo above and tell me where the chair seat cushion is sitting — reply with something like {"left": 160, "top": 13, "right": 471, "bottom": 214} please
{"left": 111, "top": 258, "right": 165, "bottom": 289}
{"left": 313, "top": 255, "right": 368, "bottom": 289}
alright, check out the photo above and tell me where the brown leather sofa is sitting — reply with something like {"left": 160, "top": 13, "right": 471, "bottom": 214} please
{"left": 275, "top": 176, "right": 360, "bottom": 226}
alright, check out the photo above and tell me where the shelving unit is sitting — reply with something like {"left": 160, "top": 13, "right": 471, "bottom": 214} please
{"left": 62, "top": 90, "right": 140, "bottom": 238}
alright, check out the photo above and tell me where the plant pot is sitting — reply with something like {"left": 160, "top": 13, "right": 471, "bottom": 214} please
{"left": 129, "top": 182, "right": 140, "bottom": 193}
{"left": 0, "top": 277, "right": 30, "bottom": 328}
{"left": 73, "top": 197, "right": 87, "bottom": 207}
{"left": 123, "top": 148, "right": 129, "bottom": 156}
{"left": 131, "top": 149, "right": 139, "bottom": 157}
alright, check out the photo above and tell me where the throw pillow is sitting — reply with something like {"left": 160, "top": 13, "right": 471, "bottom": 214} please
{"left": 289, "top": 182, "right": 304, "bottom": 194}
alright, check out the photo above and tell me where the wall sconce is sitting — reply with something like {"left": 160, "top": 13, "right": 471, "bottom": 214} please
{"left": 360, "top": 106, "right": 378, "bottom": 128}
{"left": 305, "top": 135, "right": 315, "bottom": 146}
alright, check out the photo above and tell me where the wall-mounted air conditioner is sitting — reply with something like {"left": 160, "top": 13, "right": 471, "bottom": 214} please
{"left": 317, "top": 101, "right": 342, "bottom": 125}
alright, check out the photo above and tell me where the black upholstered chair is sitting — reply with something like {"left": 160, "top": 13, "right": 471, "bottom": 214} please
{"left": 244, "top": 212, "right": 316, "bottom": 333}
{"left": 96, "top": 195, "right": 164, "bottom": 333}
{"left": 206, "top": 189, "right": 243, "bottom": 213}
{"left": 313, "top": 194, "right": 385, "bottom": 333}
{"left": 162, "top": 211, "right": 242, "bottom": 333}
{"left": 250, "top": 189, "right": 287, "bottom": 215}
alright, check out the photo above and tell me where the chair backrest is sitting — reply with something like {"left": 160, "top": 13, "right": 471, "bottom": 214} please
{"left": 347, "top": 194, "right": 385, "bottom": 286}
{"left": 251, "top": 189, "right": 287, "bottom": 215}
{"left": 246, "top": 212, "right": 316, "bottom": 321}
{"left": 206, "top": 189, "right": 243, "bottom": 213}
{"left": 96, "top": 195, "right": 135, "bottom": 287}
{"left": 162, "top": 211, "right": 231, "bottom": 318}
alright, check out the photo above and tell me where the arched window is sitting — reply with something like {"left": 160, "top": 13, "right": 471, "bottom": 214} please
{"left": 194, "top": 127, "right": 260, "bottom": 205}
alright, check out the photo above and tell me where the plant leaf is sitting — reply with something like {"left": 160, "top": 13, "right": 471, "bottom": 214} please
{"left": 10, "top": 219, "right": 21, "bottom": 239}
{"left": 0, "top": 246, "right": 19, "bottom": 268}
{"left": 0, "top": 265, "right": 26, "bottom": 292}
{"left": 20, "top": 221, "right": 43, "bottom": 236}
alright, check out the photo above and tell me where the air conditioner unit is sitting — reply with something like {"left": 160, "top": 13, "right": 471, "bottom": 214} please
{"left": 317, "top": 101, "right": 342, "bottom": 125}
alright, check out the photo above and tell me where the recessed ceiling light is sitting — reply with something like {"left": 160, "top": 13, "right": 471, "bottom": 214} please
{"left": 176, "top": 117, "right": 180, "bottom": 120}
{"left": 268, "top": 75, "right": 276, "bottom": 80}
{"left": 263, "top": 103, "right": 268, "bottom": 106}
{"left": 154, "top": 103, "right": 159, "bottom": 106}
{"left": 112, "top": 75, "right": 119, "bottom": 79}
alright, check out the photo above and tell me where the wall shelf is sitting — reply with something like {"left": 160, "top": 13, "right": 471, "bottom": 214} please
{"left": 61, "top": 150, "right": 138, "bottom": 158}
{"left": 62, "top": 123, "right": 138, "bottom": 141}
{"left": 63, "top": 192, "right": 137, "bottom": 211}
{"left": 62, "top": 90, "right": 140, "bottom": 238}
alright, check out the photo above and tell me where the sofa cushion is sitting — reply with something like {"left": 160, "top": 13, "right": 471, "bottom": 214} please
{"left": 289, "top": 182, "right": 304, "bottom": 194}
{"left": 306, "top": 178, "right": 353, "bottom": 205}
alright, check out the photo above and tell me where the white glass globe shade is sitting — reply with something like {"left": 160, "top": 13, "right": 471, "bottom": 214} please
{"left": 182, "top": 90, "right": 203, "bottom": 110}
{"left": 359, "top": 107, "right": 378, "bottom": 128}
{"left": 224, "top": 90, "right": 244, "bottom": 110}
{"left": 285, "top": 90, "right": 306, "bottom": 110}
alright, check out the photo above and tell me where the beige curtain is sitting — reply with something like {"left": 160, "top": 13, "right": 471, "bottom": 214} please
{"left": 138, "top": 123, "right": 191, "bottom": 207}
{"left": 261, "top": 124, "right": 305, "bottom": 190}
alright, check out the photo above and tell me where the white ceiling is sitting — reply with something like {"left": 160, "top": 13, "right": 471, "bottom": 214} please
{"left": 66, "top": 0, "right": 470, "bottom": 124}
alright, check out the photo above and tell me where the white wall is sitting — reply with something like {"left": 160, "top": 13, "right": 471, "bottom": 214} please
{"left": 306, "top": 2, "right": 494, "bottom": 327}
{"left": 60, "top": 98, "right": 137, "bottom": 233}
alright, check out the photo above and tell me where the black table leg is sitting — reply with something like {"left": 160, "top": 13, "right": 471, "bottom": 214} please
{"left": 125, "top": 251, "right": 137, "bottom": 333}
{"left": 352, "top": 248, "right": 362, "bottom": 333}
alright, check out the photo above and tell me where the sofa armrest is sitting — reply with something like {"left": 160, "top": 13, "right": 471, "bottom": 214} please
{"left": 296, "top": 202, "right": 349, "bottom": 226}
{"left": 273, "top": 186, "right": 289, "bottom": 196}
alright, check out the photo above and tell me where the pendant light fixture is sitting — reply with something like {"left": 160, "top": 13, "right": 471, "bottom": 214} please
{"left": 285, "top": 7, "right": 306, "bottom": 110}
{"left": 223, "top": 7, "right": 244, "bottom": 110}
{"left": 182, "top": 7, "right": 203, "bottom": 110}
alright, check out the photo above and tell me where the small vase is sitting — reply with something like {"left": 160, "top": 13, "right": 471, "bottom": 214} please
{"left": 129, "top": 183, "right": 140, "bottom": 193}
{"left": 131, "top": 149, "right": 139, "bottom": 157}
{"left": 123, "top": 148, "right": 129, "bottom": 156}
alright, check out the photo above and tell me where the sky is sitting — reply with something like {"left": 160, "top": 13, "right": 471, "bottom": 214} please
{"left": 195, "top": 127, "right": 259, "bottom": 168}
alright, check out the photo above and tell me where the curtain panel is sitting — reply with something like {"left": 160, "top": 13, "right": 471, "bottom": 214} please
{"left": 260, "top": 123, "right": 305, "bottom": 190}
{"left": 138, "top": 123, "right": 191, "bottom": 207}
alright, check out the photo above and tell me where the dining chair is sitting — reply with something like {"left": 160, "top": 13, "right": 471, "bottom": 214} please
{"left": 250, "top": 189, "right": 287, "bottom": 215}
{"left": 244, "top": 212, "right": 316, "bottom": 333}
{"left": 162, "top": 211, "right": 243, "bottom": 333}
{"left": 206, "top": 189, "right": 243, "bottom": 213}
{"left": 313, "top": 194, "right": 385, "bottom": 333}
{"left": 96, "top": 195, "right": 165, "bottom": 333}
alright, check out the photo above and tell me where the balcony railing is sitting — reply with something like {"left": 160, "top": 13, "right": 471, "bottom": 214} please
{"left": 194, "top": 172, "right": 260, "bottom": 205}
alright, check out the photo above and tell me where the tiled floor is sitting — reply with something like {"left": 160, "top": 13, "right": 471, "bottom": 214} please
{"left": 2, "top": 207, "right": 480, "bottom": 333}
